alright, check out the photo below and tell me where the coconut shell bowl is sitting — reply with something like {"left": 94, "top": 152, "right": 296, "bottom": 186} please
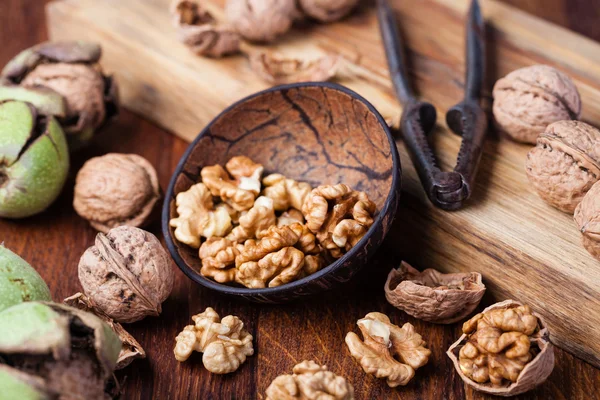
{"left": 162, "top": 82, "right": 401, "bottom": 303}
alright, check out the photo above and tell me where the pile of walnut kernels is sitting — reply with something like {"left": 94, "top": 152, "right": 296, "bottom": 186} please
{"left": 169, "top": 156, "right": 377, "bottom": 288}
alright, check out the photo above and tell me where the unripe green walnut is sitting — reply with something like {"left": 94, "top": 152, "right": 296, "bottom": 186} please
{"left": 0, "top": 99, "right": 69, "bottom": 218}
{"left": 0, "top": 245, "right": 51, "bottom": 312}
{"left": 0, "top": 301, "right": 121, "bottom": 399}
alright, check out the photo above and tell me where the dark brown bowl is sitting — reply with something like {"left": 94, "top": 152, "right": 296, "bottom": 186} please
{"left": 162, "top": 82, "right": 401, "bottom": 303}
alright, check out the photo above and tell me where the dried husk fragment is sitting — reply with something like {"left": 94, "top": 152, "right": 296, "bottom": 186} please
{"left": 248, "top": 51, "right": 340, "bottom": 84}
{"left": 64, "top": 292, "right": 146, "bottom": 369}
{"left": 384, "top": 262, "right": 485, "bottom": 324}
{"left": 447, "top": 300, "right": 555, "bottom": 397}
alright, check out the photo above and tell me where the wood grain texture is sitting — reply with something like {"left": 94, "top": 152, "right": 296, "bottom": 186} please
{"left": 0, "top": 0, "right": 599, "bottom": 399}
{"left": 45, "top": 0, "right": 600, "bottom": 368}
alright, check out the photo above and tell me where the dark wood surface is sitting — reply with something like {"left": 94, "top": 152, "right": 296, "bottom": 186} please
{"left": 2, "top": 1, "right": 600, "bottom": 399}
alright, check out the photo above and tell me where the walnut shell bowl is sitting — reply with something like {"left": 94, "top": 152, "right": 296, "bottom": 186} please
{"left": 162, "top": 82, "right": 401, "bottom": 303}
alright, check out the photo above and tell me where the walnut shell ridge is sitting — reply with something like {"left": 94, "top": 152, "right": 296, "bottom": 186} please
{"left": 384, "top": 262, "right": 485, "bottom": 324}
{"left": 526, "top": 120, "right": 600, "bottom": 213}
{"left": 574, "top": 180, "right": 600, "bottom": 261}
{"left": 447, "top": 300, "right": 555, "bottom": 397}
{"left": 492, "top": 65, "right": 581, "bottom": 144}
{"left": 78, "top": 226, "right": 174, "bottom": 323}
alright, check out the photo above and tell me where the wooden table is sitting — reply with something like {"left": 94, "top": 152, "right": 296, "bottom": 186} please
{"left": 2, "top": 1, "right": 600, "bottom": 399}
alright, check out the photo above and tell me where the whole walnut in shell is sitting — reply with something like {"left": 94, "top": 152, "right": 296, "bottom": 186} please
{"left": 384, "top": 262, "right": 485, "bottom": 324}
{"left": 525, "top": 120, "right": 600, "bottom": 213}
{"left": 225, "top": 0, "right": 298, "bottom": 42}
{"left": 74, "top": 153, "right": 162, "bottom": 232}
{"left": 447, "top": 300, "right": 554, "bottom": 397}
{"left": 298, "top": 0, "right": 359, "bottom": 22}
{"left": 574, "top": 180, "right": 600, "bottom": 261}
{"left": 266, "top": 360, "right": 355, "bottom": 400}
{"left": 78, "top": 226, "right": 174, "bottom": 323}
{"left": 492, "top": 65, "right": 581, "bottom": 144}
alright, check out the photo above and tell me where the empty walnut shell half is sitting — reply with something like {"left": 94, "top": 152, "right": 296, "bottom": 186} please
{"left": 574, "top": 180, "right": 600, "bottom": 261}
{"left": 384, "top": 262, "right": 485, "bottom": 324}
{"left": 447, "top": 300, "right": 555, "bottom": 397}
{"left": 525, "top": 120, "right": 600, "bottom": 213}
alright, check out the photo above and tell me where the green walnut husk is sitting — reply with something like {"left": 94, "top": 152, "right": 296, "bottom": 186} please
{"left": 0, "top": 245, "right": 51, "bottom": 313}
{"left": 0, "top": 41, "right": 119, "bottom": 150}
{"left": 0, "top": 99, "right": 69, "bottom": 218}
{"left": 0, "top": 301, "right": 122, "bottom": 399}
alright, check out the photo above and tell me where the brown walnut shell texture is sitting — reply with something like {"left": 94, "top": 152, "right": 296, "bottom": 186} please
{"left": 298, "top": 0, "right": 359, "bottom": 22}
{"left": 384, "top": 262, "right": 485, "bottom": 324}
{"left": 78, "top": 226, "right": 174, "bottom": 323}
{"left": 225, "top": 0, "right": 298, "bottom": 43}
{"left": 447, "top": 300, "right": 555, "bottom": 397}
{"left": 492, "top": 65, "right": 581, "bottom": 144}
{"left": 574, "top": 180, "right": 600, "bottom": 261}
{"left": 64, "top": 292, "right": 146, "bottom": 369}
{"left": 73, "top": 153, "right": 162, "bottom": 233}
{"left": 525, "top": 120, "right": 600, "bottom": 213}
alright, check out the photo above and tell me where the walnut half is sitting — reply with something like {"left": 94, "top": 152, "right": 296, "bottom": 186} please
{"left": 447, "top": 300, "right": 554, "bottom": 397}
{"left": 384, "top": 262, "right": 485, "bottom": 324}
{"left": 345, "top": 312, "right": 430, "bottom": 387}
{"left": 266, "top": 360, "right": 355, "bottom": 400}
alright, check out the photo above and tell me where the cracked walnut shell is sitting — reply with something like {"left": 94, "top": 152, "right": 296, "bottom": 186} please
{"left": 169, "top": 182, "right": 232, "bottom": 248}
{"left": 298, "top": 0, "right": 359, "bottom": 22}
{"left": 447, "top": 300, "right": 554, "bottom": 397}
{"left": 526, "top": 120, "right": 600, "bottom": 213}
{"left": 78, "top": 226, "right": 174, "bottom": 323}
{"left": 74, "top": 153, "right": 161, "bottom": 233}
{"left": 345, "top": 312, "right": 431, "bottom": 387}
{"left": 384, "top": 262, "right": 485, "bottom": 324}
{"left": 303, "top": 184, "right": 376, "bottom": 258}
{"left": 574, "top": 180, "right": 600, "bottom": 261}
{"left": 249, "top": 52, "right": 340, "bottom": 85}
{"left": 174, "top": 307, "right": 253, "bottom": 374}
{"left": 266, "top": 360, "right": 355, "bottom": 400}
{"left": 225, "top": 0, "right": 298, "bottom": 43}
{"left": 492, "top": 65, "right": 581, "bottom": 144}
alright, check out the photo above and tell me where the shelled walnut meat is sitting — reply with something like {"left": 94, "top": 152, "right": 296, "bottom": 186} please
{"left": 303, "top": 184, "right": 376, "bottom": 258}
{"left": 266, "top": 360, "right": 355, "bottom": 400}
{"left": 174, "top": 307, "right": 253, "bottom": 374}
{"left": 574, "top": 180, "right": 600, "bottom": 261}
{"left": 78, "top": 226, "right": 174, "bottom": 323}
{"left": 447, "top": 300, "right": 554, "bottom": 397}
{"left": 64, "top": 292, "right": 146, "bottom": 369}
{"left": 525, "top": 120, "right": 600, "bottom": 213}
{"left": 74, "top": 153, "right": 162, "bottom": 233}
{"left": 384, "top": 262, "right": 486, "bottom": 324}
{"left": 345, "top": 312, "right": 431, "bottom": 387}
{"left": 493, "top": 65, "right": 581, "bottom": 144}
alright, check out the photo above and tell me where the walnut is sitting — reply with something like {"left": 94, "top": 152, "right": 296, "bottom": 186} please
{"left": 78, "top": 226, "right": 174, "bottom": 323}
{"left": 64, "top": 292, "right": 145, "bottom": 369}
{"left": 297, "top": 0, "right": 359, "bottom": 22}
{"left": 574, "top": 180, "right": 600, "bottom": 261}
{"left": 303, "top": 184, "right": 376, "bottom": 258}
{"left": 169, "top": 183, "right": 232, "bottom": 248}
{"left": 225, "top": 0, "right": 298, "bottom": 43}
{"left": 227, "top": 196, "right": 276, "bottom": 242}
{"left": 525, "top": 120, "right": 600, "bottom": 213}
{"left": 199, "top": 237, "right": 241, "bottom": 283}
{"left": 345, "top": 312, "right": 431, "bottom": 387}
{"left": 266, "top": 360, "right": 355, "bottom": 400}
{"left": 447, "top": 300, "right": 554, "bottom": 396}
{"left": 277, "top": 209, "right": 305, "bottom": 227}
{"left": 384, "top": 262, "right": 486, "bottom": 324}
{"left": 201, "top": 163, "right": 259, "bottom": 211}
{"left": 170, "top": 0, "right": 241, "bottom": 58}
{"left": 492, "top": 65, "right": 581, "bottom": 144}
{"left": 249, "top": 52, "right": 340, "bottom": 85}
{"left": 262, "top": 173, "right": 312, "bottom": 211}
{"left": 73, "top": 153, "right": 161, "bottom": 233}
{"left": 174, "top": 307, "right": 254, "bottom": 374}
{"left": 225, "top": 156, "right": 264, "bottom": 193}
{"left": 236, "top": 246, "right": 305, "bottom": 288}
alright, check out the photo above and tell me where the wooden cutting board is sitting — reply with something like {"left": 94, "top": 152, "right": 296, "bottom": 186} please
{"left": 46, "top": 0, "right": 600, "bottom": 367}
